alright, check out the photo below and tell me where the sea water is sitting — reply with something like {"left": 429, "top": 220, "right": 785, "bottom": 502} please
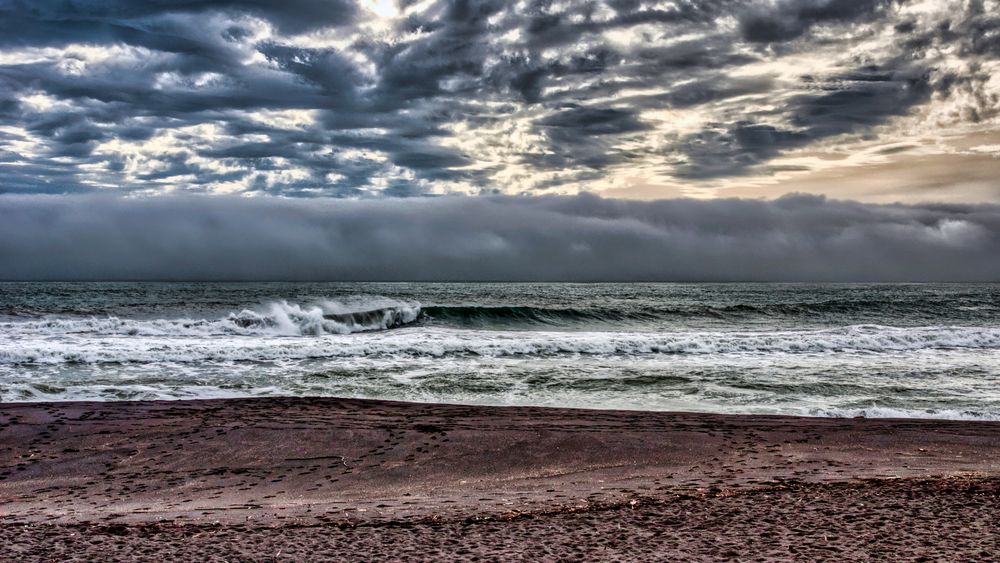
{"left": 1, "top": 282, "right": 999, "bottom": 419}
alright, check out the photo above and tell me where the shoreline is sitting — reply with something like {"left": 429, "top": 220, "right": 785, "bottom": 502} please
{"left": 3, "top": 395, "right": 996, "bottom": 422}
{"left": 3, "top": 396, "right": 999, "bottom": 559}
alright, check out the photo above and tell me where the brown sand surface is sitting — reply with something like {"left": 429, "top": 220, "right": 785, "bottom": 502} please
{"left": 2, "top": 397, "right": 999, "bottom": 560}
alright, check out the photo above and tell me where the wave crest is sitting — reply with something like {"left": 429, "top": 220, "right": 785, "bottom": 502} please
{"left": 420, "top": 299, "right": 999, "bottom": 327}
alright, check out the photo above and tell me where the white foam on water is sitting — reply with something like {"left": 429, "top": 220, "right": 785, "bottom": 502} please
{"left": 4, "top": 299, "right": 1000, "bottom": 421}
{"left": 803, "top": 406, "right": 1000, "bottom": 421}
{"left": 3, "top": 324, "right": 1000, "bottom": 365}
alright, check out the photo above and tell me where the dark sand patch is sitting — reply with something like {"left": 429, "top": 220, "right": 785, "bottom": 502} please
{"left": 3, "top": 477, "right": 998, "bottom": 561}
{"left": 2, "top": 398, "right": 999, "bottom": 560}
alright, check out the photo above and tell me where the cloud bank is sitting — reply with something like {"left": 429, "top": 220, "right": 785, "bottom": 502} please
{"left": 2, "top": 194, "right": 999, "bottom": 281}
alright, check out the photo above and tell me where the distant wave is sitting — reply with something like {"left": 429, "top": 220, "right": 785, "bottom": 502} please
{"left": 0, "top": 305, "right": 41, "bottom": 318}
{"left": 3, "top": 324, "right": 1000, "bottom": 365}
{"left": 423, "top": 299, "right": 1000, "bottom": 326}
{"left": 419, "top": 303, "right": 836, "bottom": 327}
{"left": 420, "top": 305, "right": 660, "bottom": 326}
{"left": 3, "top": 296, "right": 997, "bottom": 330}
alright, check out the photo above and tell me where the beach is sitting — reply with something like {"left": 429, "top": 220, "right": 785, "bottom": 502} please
{"left": 4, "top": 0, "right": 1000, "bottom": 554}
{"left": 2, "top": 397, "right": 999, "bottom": 560}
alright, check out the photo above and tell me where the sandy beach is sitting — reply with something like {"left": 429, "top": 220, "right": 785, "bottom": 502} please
{"left": 2, "top": 397, "right": 999, "bottom": 560}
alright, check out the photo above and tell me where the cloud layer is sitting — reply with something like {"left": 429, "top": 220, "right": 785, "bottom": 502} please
{"left": 2, "top": 193, "right": 999, "bottom": 281}
{"left": 0, "top": 0, "right": 998, "bottom": 200}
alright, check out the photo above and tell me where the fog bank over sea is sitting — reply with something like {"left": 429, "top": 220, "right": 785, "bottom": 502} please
{"left": 3, "top": 194, "right": 1000, "bottom": 282}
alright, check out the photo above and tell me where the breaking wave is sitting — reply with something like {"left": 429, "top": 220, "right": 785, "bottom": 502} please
{"left": 4, "top": 296, "right": 999, "bottom": 332}
{"left": 228, "top": 299, "right": 421, "bottom": 335}
{"left": 0, "top": 298, "right": 422, "bottom": 338}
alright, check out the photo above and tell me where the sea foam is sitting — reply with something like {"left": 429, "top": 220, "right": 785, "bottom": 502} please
{"left": 3, "top": 324, "right": 1000, "bottom": 365}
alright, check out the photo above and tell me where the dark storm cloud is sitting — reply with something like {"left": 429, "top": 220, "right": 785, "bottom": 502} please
{"left": 257, "top": 43, "right": 360, "bottom": 104}
{"left": 366, "top": 0, "right": 504, "bottom": 109}
{"left": 530, "top": 106, "right": 652, "bottom": 170}
{"left": 538, "top": 107, "right": 649, "bottom": 136}
{"left": 0, "top": 0, "right": 996, "bottom": 195}
{"left": 515, "top": 0, "right": 732, "bottom": 50}
{"left": 791, "top": 65, "right": 934, "bottom": 136}
{"left": 2, "top": 194, "right": 1000, "bottom": 281}
{"left": 673, "top": 61, "right": 935, "bottom": 178}
{"left": 0, "top": 0, "right": 358, "bottom": 40}
{"left": 738, "top": 0, "right": 894, "bottom": 43}
{"left": 672, "top": 123, "right": 808, "bottom": 179}
{"left": 0, "top": 161, "right": 94, "bottom": 194}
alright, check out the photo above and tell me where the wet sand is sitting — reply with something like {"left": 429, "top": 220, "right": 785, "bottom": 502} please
{"left": 2, "top": 397, "right": 999, "bottom": 560}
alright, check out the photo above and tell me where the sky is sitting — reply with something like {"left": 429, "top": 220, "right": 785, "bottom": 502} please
{"left": 1, "top": 0, "right": 1000, "bottom": 281}
{"left": 0, "top": 0, "right": 997, "bottom": 201}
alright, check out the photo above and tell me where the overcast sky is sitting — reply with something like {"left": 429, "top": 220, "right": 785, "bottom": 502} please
{"left": 1, "top": 0, "right": 998, "bottom": 201}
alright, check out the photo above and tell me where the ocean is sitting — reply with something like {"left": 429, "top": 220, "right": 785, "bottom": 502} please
{"left": 1, "top": 282, "right": 999, "bottom": 419}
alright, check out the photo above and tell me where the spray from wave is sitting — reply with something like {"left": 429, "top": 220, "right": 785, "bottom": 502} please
{"left": 228, "top": 298, "right": 421, "bottom": 335}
